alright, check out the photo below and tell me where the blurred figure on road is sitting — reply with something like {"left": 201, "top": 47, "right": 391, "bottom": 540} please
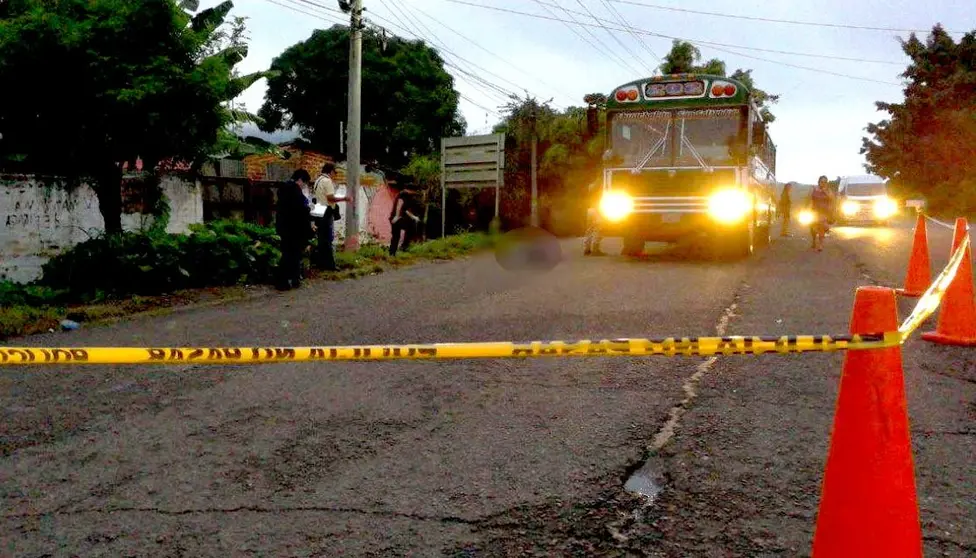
{"left": 778, "top": 182, "right": 792, "bottom": 237}
{"left": 583, "top": 181, "right": 604, "bottom": 256}
{"left": 276, "top": 169, "right": 314, "bottom": 290}
{"left": 389, "top": 184, "right": 422, "bottom": 256}
{"left": 808, "top": 176, "right": 833, "bottom": 252}
{"left": 312, "top": 162, "right": 348, "bottom": 272}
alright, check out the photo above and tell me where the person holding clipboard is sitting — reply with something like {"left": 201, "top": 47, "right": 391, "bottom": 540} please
{"left": 311, "top": 162, "right": 349, "bottom": 271}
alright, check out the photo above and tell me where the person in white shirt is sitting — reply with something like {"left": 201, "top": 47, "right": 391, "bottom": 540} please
{"left": 311, "top": 162, "right": 349, "bottom": 271}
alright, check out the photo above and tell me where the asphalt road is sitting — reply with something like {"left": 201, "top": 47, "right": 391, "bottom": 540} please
{"left": 2, "top": 215, "right": 974, "bottom": 557}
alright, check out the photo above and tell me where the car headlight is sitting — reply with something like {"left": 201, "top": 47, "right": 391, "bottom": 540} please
{"left": 599, "top": 191, "right": 634, "bottom": 222}
{"left": 874, "top": 197, "right": 897, "bottom": 218}
{"left": 708, "top": 188, "right": 751, "bottom": 224}
{"left": 841, "top": 200, "right": 859, "bottom": 216}
{"left": 798, "top": 209, "right": 815, "bottom": 226}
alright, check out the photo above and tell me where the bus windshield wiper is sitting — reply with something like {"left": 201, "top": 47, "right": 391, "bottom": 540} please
{"left": 679, "top": 127, "right": 712, "bottom": 172}
{"left": 635, "top": 120, "right": 670, "bottom": 172}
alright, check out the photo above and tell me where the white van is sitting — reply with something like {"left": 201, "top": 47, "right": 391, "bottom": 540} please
{"left": 837, "top": 175, "right": 897, "bottom": 225}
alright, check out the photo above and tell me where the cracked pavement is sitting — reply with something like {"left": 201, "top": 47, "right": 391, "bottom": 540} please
{"left": 2, "top": 217, "right": 974, "bottom": 556}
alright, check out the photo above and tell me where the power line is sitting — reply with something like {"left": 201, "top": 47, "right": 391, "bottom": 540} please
{"left": 529, "top": 0, "right": 639, "bottom": 78}
{"left": 460, "top": 93, "right": 502, "bottom": 116}
{"left": 609, "top": 0, "right": 967, "bottom": 34}
{"left": 598, "top": 0, "right": 661, "bottom": 68}
{"left": 301, "top": 0, "right": 552, "bottom": 103}
{"left": 442, "top": 0, "right": 902, "bottom": 85}
{"left": 551, "top": 0, "right": 645, "bottom": 76}
{"left": 382, "top": 0, "right": 520, "bottom": 101}
{"left": 292, "top": 0, "right": 522, "bottom": 109}
{"left": 532, "top": 0, "right": 904, "bottom": 65}
{"left": 573, "top": 0, "right": 655, "bottom": 75}
{"left": 410, "top": 5, "right": 578, "bottom": 106}
{"left": 365, "top": 5, "right": 518, "bottom": 103}
{"left": 266, "top": 0, "right": 346, "bottom": 24}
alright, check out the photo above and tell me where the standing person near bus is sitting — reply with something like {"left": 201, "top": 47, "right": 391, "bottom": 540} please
{"left": 777, "top": 182, "right": 793, "bottom": 237}
{"left": 389, "top": 184, "right": 422, "bottom": 256}
{"left": 808, "top": 176, "right": 833, "bottom": 252}
{"left": 583, "top": 181, "right": 604, "bottom": 256}
{"left": 311, "top": 162, "right": 349, "bottom": 271}
{"left": 276, "top": 169, "right": 314, "bottom": 290}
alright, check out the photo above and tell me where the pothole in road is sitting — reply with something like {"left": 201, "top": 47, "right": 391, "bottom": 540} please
{"left": 623, "top": 466, "right": 663, "bottom": 501}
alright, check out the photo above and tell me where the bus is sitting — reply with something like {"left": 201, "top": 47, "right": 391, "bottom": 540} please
{"left": 595, "top": 73, "right": 777, "bottom": 258}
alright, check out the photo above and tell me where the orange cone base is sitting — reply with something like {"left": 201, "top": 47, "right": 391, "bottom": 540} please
{"left": 920, "top": 330, "right": 976, "bottom": 346}
{"left": 895, "top": 287, "right": 924, "bottom": 298}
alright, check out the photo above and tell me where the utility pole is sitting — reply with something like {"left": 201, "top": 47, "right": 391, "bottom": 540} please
{"left": 344, "top": 0, "right": 363, "bottom": 252}
{"left": 530, "top": 104, "right": 539, "bottom": 228}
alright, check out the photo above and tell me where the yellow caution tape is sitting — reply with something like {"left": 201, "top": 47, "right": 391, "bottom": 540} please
{"left": 899, "top": 235, "right": 970, "bottom": 336}
{"left": 0, "top": 333, "right": 902, "bottom": 365}
{"left": 2, "top": 232, "right": 968, "bottom": 367}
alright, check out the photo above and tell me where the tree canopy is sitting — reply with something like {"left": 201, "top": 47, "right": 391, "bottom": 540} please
{"left": 258, "top": 26, "right": 465, "bottom": 169}
{"left": 491, "top": 94, "right": 603, "bottom": 233}
{"left": 658, "top": 40, "right": 780, "bottom": 122}
{"left": 861, "top": 25, "right": 976, "bottom": 211}
{"left": 0, "top": 0, "right": 263, "bottom": 232}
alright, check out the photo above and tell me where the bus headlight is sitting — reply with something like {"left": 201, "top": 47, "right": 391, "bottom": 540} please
{"left": 798, "top": 209, "right": 815, "bottom": 226}
{"left": 874, "top": 197, "right": 897, "bottom": 219}
{"left": 708, "top": 188, "right": 751, "bottom": 224}
{"left": 599, "top": 191, "right": 634, "bottom": 222}
{"left": 841, "top": 201, "right": 859, "bottom": 216}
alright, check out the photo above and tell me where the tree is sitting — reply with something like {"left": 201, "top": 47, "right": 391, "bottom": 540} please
{"left": 492, "top": 94, "right": 602, "bottom": 233}
{"left": 861, "top": 25, "right": 976, "bottom": 211}
{"left": 658, "top": 40, "right": 780, "bottom": 122}
{"left": 258, "top": 26, "right": 465, "bottom": 169}
{"left": 0, "top": 0, "right": 263, "bottom": 233}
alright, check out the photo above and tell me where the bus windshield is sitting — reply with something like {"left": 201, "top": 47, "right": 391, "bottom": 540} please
{"left": 675, "top": 108, "right": 743, "bottom": 167}
{"left": 845, "top": 182, "right": 887, "bottom": 196}
{"left": 609, "top": 108, "right": 745, "bottom": 168}
{"left": 610, "top": 112, "right": 671, "bottom": 168}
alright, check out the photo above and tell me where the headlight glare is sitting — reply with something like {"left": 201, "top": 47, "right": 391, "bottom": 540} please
{"left": 599, "top": 191, "right": 634, "bottom": 222}
{"left": 798, "top": 209, "right": 815, "bottom": 226}
{"left": 842, "top": 201, "right": 859, "bottom": 216}
{"left": 874, "top": 197, "right": 897, "bottom": 218}
{"left": 708, "top": 188, "right": 751, "bottom": 224}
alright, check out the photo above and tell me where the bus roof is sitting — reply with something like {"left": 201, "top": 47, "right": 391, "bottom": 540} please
{"left": 606, "top": 73, "right": 751, "bottom": 111}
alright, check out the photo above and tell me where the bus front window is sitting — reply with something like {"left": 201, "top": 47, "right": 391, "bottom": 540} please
{"left": 610, "top": 112, "right": 671, "bottom": 168}
{"left": 675, "top": 108, "right": 744, "bottom": 167}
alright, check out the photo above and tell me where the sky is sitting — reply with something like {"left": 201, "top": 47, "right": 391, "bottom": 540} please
{"left": 217, "top": 0, "right": 975, "bottom": 184}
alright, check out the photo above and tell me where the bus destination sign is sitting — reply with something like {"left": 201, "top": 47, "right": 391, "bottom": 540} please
{"left": 644, "top": 80, "right": 705, "bottom": 100}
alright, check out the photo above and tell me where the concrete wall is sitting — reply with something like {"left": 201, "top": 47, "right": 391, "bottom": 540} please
{"left": 0, "top": 174, "right": 203, "bottom": 283}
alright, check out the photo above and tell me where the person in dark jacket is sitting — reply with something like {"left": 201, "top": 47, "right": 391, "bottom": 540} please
{"left": 276, "top": 169, "right": 314, "bottom": 290}
{"left": 808, "top": 175, "right": 834, "bottom": 252}
{"left": 778, "top": 182, "right": 792, "bottom": 237}
{"left": 389, "top": 184, "right": 422, "bottom": 256}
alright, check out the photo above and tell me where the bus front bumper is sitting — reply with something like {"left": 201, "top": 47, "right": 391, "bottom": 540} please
{"left": 599, "top": 211, "right": 750, "bottom": 242}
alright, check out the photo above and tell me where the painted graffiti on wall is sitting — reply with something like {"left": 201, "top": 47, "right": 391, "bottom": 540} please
{"left": 0, "top": 174, "right": 203, "bottom": 283}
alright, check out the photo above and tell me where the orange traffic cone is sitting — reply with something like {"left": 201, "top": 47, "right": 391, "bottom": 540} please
{"left": 812, "top": 286, "right": 921, "bottom": 558}
{"left": 896, "top": 213, "right": 931, "bottom": 297}
{"left": 921, "top": 217, "right": 976, "bottom": 346}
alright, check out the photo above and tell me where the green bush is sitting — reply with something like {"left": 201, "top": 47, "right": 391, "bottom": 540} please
{"left": 38, "top": 219, "right": 281, "bottom": 299}
{"left": 0, "top": 281, "right": 69, "bottom": 307}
